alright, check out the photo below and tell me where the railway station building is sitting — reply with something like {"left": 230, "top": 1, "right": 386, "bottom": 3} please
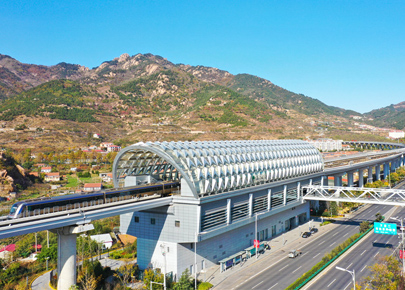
{"left": 113, "top": 139, "right": 324, "bottom": 279}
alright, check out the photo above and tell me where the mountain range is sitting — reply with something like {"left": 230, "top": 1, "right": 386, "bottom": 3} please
{"left": 0, "top": 53, "right": 402, "bottom": 151}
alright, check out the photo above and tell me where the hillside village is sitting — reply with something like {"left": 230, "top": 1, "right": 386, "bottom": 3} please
{"left": 0, "top": 54, "right": 404, "bottom": 290}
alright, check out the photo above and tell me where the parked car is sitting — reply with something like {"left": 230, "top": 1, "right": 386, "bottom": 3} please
{"left": 310, "top": 227, "right": 318, "bottom": 234}
{"left": 302, "top": 232, "right": 311, "bottom": 238}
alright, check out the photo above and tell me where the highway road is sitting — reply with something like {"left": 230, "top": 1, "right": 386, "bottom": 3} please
{"left": 233, "top": 204, "right": 393, "bottom": 290}
{"left": 306, "top": 206, "right": 403, "bottom": 290}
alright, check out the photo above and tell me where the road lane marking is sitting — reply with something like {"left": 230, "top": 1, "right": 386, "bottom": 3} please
{"left": 278, "top": 264, "right": 289, "bottom": 272}
{"left": 268, "top": 283, "right": 278, "bottom": 290}
{"left": 374, "top": 251, "right": 380, "bottom": 258}
{"left": 344, "top": 282, "right": 352, "bottom": 290}
{"left": 343, "top": 233, "right": 349, "bottom": 237}
{"left": 374, "top": 239, "right": 377, "bottom": 243}
{"left": 361, "top": 265, "right": 368, "bottom": 272}
{"left": 347, "top": 263, "right": 353, "bottom": 269}
{"left": 319, "top": 241, "right": 325, "bottom": 245}
{"left": 301, "top": 252, "right": 308, "bottom": 256}
{"left": 361, "top": 250, "right": 367, "bottom": 256}
{"left": 252, "top": 281, "right": 264, "bottom": 289}
{"left": 344, "top": 225, "right": 350, "bottom": 228}
{"left": 386, "top": 240, "right": 391, "bottom": 245}
{"left": 312, "top": 253, "right": 321, "bottom": 259}
{"left": 231, "top": 221, "right": 352, "bottom": 289}
{"left": 330, "top": 242, "right": 336, "bottom": 246}
{"left": 332, "top": 232, "right": 339, "bottom": 236}
{"left": 292, "top": 266, "right": 302, "bottom": 273}
{"left": 327, "top": 279, "right": 336, "bottom": 287}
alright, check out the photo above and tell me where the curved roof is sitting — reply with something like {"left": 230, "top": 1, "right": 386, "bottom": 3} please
{"left": 113, "top": 140, "right": 324, "bottom": 198}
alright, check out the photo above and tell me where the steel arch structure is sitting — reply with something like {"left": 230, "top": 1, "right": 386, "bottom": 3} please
{"left": 113, "top": 140, "right": 324, "bottom": 198}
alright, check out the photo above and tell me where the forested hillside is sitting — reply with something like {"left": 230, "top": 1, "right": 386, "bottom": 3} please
{"left": 0, "top": 80, "right": 100, "bottom": 122}
{"left": 0, "top": 52, "right": 398, "bottom": 151}
{"left": 365, "top": 102, "right": 405, "bottom": 130}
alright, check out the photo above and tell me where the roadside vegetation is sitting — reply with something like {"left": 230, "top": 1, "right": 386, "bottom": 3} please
{"left": 286, "top": 214, "right": 381, "bottom": 290}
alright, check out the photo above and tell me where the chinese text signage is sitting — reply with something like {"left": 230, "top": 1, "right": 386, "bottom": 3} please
{"left": 374, "top": 222, "right": 397, "bottom": 235}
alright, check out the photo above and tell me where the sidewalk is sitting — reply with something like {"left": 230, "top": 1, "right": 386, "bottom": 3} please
{"left": 203, "top": 205, "right": 371, "bottom": 289}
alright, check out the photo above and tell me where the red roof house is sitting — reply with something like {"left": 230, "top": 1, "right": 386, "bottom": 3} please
{"left": 83, "top": 183, "right": 103, "bottom": 192}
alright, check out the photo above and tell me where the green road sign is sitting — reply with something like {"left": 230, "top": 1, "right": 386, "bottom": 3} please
{"left": 374, "top": 222, "right": 397, "bottom": 235}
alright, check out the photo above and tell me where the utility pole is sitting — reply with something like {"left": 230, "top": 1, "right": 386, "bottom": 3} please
{"left": 336, "top": 266, "right": 355, "bottom": 289}
{"left": 391, "top": 217, "right": 405, "bottom": 275}
{"left": 160, "top": 244, "right": 167, "bottom": 290}
{"left": 35, "top": 232, "right": 38, "bottom": 253}
{"left": 255, "top": 212, "right": 266, "bottom": 259}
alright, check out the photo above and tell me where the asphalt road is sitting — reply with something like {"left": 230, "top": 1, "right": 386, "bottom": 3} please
{"left": 233, "top": 204, "right": 392, "bottom": 290}
{"left": 307, "top": 206, "right": 403, "bottom": 290}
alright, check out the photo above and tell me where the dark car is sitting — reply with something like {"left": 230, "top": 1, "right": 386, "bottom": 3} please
{"left": 302, "top": 232, "right": 311, "bottom": 238}
{"left": 310, "top": 227, "right": 318, "bottom": 234}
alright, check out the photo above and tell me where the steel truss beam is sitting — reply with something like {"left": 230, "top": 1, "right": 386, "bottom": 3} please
{"left": 302, "top": 185, "right": 405, "bottom": 206}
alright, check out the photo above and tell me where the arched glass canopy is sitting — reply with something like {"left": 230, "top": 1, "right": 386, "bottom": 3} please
{"left": 113, "top": 140, "right": 324, "bottom": 198}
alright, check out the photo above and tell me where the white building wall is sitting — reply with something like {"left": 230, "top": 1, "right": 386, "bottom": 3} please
{"left": 389, "top": 131, "right": 405, "bottom": 139}
{"left": 308, "top": 139, "right": 343, "bottom": 152}
{"left": 120, "top": 200, "right": 310, "bottom": 279}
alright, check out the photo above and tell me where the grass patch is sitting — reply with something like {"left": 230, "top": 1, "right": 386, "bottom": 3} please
{"left": 320, "top": 220, "right": 335, "bottom": 226}
{"left": 66, "top": 175, "right": 79, "bottom": 187}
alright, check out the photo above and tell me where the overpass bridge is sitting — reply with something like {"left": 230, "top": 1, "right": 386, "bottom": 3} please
{"left": 343, "top": 140, "right": 405, "bottom": 150}
{"left": 0, "top": 195, "right": 174, "bottom": 240}
{"left": 302, "top": 185, "right": 405, "bottom": 206}
{"left": 1, "top": 139, "right": 405, "bottom": 289}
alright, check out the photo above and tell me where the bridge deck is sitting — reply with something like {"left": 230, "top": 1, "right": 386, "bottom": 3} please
{"left": 302, "top": 185, "right": 405, "bottom": 206}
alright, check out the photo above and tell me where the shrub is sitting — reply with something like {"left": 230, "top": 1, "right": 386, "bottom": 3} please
{"left": 198, "top": 282, "right": 213, "bottom": 290}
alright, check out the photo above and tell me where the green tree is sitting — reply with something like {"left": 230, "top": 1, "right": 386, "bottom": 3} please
{"left": 359, "top": 221, "right": 370, "bottom": 233}
{"left": 143, "top": 268, "right": 164, "bottom": 289}
{"left": 114, "top": 262, "right": 137, "bottom": 288}
{"left": 173, "top": 269, "right": 194, "bottom": 290}
{"left": 329, "top": 201, "right": 338, "bottom": 216}
{"left": 361, "top": 256, "right": 405, "bottom": 289}
{"left": 37, "top": 244, "right": 57, "bottom": 262}
{"left": 14, "top": 234, "right": 35, "bottom": 258}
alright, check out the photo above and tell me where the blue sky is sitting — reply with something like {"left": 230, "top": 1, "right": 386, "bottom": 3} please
{"left": 1, "top": 1, "right": 404, "bottom": 113}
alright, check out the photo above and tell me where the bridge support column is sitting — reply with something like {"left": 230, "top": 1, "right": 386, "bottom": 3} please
{"left": 334, "top": 175, "right": 342, "bottom": 186}
{"left": 375, "top": 165, "right": 381, "bottom": 181}
{"left": 358, "top": 169, "right": 364, "bottom": 187}
{"left": 367, "top": 167, "right": 373, "bottom": 184}
{"left": 347, "top": 172, "right": 354, "bottom": 187}
{"left": 57, "top": 229, "right": 76, "bottom": 290}
{"left": 52, "top": 224, "right": 94, "bottom": 290}
{"left": 321, "top": 176, "right": 327, "bottom": 186}
{"left": 391, "top": 161, "right": 396, "bottom": 173}
{"left": 383, "top": 163, "right": 390, "bottom": 179}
